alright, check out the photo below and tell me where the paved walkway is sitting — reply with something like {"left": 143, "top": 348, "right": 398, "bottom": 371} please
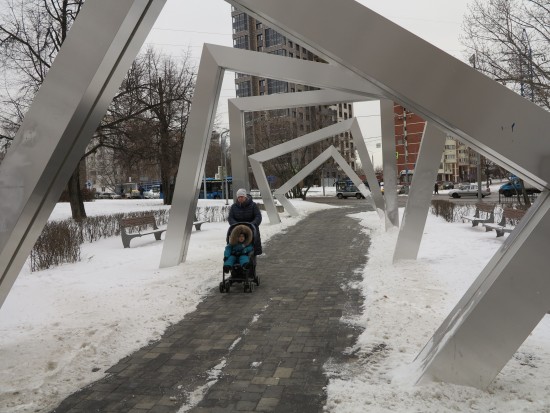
{"left": 51, "top": 203, "right": 371, "bottom": 413}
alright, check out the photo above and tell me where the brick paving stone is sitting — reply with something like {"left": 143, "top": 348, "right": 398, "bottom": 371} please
{"left": 50, "top": 204, "right": 369, "bottom": 413}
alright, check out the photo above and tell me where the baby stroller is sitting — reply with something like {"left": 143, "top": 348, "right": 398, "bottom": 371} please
{"left": 219, "top": 222, "right": 260, "bottom": 293}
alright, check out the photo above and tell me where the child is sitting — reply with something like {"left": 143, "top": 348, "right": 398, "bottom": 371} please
{"left": 223, "top": 225, "right": 254, "bottom": 273}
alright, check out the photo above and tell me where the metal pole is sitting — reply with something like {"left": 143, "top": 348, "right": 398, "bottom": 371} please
{"left": 223, "top": 131, "right": 229, "bottom": 205}
{"left": 403, "top": 108, "right": 409, "bottom": 184}
{"left": 219, "top": 133, "right": 224, "bottom": 201}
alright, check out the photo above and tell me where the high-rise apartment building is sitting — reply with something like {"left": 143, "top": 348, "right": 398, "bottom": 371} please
{"left": 231, "top": 8, "right": 355, "bottom": 187}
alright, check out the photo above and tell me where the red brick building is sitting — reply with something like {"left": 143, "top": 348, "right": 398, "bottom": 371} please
{"left": 394, "top": 104, "right": 426, "bottom": 183}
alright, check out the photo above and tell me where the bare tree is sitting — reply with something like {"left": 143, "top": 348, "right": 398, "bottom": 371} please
{"left": 462, "top": 0, "right": 550, "bottom": 109}
{"left": 0, "top": 0, "right": 89, "bottom": 217}
{"left": 0, "top": 1, "right": 196, "bottom": 214}
{"left": 106, "top": 48, "right": 195, "bottom": 205}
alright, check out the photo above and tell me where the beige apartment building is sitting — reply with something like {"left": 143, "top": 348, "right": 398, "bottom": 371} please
{"left": 231, "top": 7, "right": 355, "bottom": 187}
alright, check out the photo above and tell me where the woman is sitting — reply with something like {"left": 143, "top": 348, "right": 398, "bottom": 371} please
{"left": 228, "top": 188, "right": 262, "bottom": 254}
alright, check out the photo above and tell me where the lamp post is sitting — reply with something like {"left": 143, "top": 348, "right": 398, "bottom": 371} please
{"left": 220, "top": 130, "right": 230, "bottom": 205}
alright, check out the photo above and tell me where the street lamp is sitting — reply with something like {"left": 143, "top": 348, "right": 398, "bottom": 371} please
{"left": 220, "top": 130, "right": 230, "bottom": 205}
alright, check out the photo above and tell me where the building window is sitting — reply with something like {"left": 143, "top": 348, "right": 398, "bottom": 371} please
{"left": 236, "top": 80, "right": 251, "bottom": 97}
{"left": 289, "top": 52, "right": 293, "bottom": 58}
{"left": 268, "top": 49, "right": 287, "bottom": 56}
{"left": 265, "top": 28, "right": 285, "bottom": 47}
{"left": 267, "top": 79, "right": 288, "bottom": 94}
{"left": 257, "top": 34, "right": 263, "bottom": 46}
{"left": 233, "top": 35, "right": 249, "bottom": 49}
{"left": 232, "top": 13, "right": 248, "bottom": 32}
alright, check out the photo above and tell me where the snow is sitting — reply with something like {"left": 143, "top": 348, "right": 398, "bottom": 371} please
{"left": 1, "top": 195, "right": 550, "bottom": 412}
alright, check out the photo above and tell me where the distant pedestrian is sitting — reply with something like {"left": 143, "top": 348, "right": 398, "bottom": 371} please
{"left": 434, "top": 182, "right": 439, "bottom": 195}
{"left": 138, "top": 184, "right": 145, "bottom": 199}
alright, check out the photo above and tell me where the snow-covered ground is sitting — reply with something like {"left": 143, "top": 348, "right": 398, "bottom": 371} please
{"left": 1, "top": 193, "right": 549, "bottom": 413}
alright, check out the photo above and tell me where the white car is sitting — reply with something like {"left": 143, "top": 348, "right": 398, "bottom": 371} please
{"left": 143, "top": 189, "right": 160, "bottom": 199}
{"left": 448, "top": 184, "right": 490, "bottom": 198}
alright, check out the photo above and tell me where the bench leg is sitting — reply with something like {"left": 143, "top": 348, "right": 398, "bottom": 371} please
{"left": 496, "top": 230, "right": 504, "bottom": 237}
{"left": 194, "top": 223, "right": 202, "bottom": 231}
{"left": 121, "top": 234, "right": 131, "bottom": 248}
{"left": 154, "top": 229, "right": 166, "bottom": 241}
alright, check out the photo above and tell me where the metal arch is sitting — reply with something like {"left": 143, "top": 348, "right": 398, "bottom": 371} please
{"left": 248, "top": 118, "right": 383, "bottom": 223}
{"left": 272, "top": 146, "right": 372, "bottom": 217}
{"left": 393, "top": 123, "right": 446, "bottom": 262}
{"left": 226, "top": 0, "right": 550, "bottom": 189}
{"left": 161, "top": 43, "right": 385, "bottom": 267}
{"left": 228, "top": 89, "right": 371, "bottom": 194}
{"left": 350, "top": 118, "right": 385, "bottom": 218}
{"left": 227, "top": 0, "right": 550, "bottom": 389}
{"left": 0, "top": 0, "right": 167, "bottom": 309}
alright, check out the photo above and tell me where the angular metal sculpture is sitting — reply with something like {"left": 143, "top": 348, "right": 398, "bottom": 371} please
{"left": 393, "top": 123, "right": 446, "bottom": 262}
{"left": 161, "top": 44, "right": 383, "bottom": 266}
{"left": 228, "top": 90, "right": 370, "bottom": 195}
{"left": 0, "top": 0, "right": 166, "bottom": 308}
{"left": 272, "top": 146, "right": 370, "bottom": 217}
{"left": 228, "top": 0, "right": 550, "bottom": 390}
{"left": 0, "top": 0, "right": 548, "bottom": 391}
{"left": 248, "top": 118, "right": 382, "bottom": 224}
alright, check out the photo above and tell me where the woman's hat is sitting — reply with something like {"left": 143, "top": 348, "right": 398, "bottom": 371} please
{"left": 236, "top": 188, "right": 247, "bottom": 197}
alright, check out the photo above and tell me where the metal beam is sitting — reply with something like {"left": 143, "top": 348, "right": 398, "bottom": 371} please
{"left": 393, "top": 123, "right": 446, "bottom": 261}
{"left": 228, "top": 90, "right": 371, "bottom": 203}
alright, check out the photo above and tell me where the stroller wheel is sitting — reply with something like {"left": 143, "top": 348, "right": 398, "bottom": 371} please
{"left": 219, "top": 282, "right": 225, "bottom": 293}
{"left": 254, "top": 273, "right": 260, "bottom": 286}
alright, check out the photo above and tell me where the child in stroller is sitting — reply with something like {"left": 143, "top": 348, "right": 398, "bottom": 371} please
{"left": 220, "top": 223, "right": 260, "bottom": 293}
{"left": 223, "top": 226, "right": 253, "bottom": 272}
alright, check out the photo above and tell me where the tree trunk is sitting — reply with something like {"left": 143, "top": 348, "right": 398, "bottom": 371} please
{"left": 68, "top": 162, "right": 86, "bottom": 220}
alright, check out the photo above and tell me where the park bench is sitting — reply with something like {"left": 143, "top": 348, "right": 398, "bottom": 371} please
{"left": 483, "top": 207, "right": 527, "bottom": 237}
{"left": 120, "top": 215, "right": 167, "bottom": 248}
{"left": 461, "top": 203, "right": 495, "bottom": 227}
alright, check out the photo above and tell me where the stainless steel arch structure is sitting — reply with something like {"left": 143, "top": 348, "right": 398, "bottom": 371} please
{"left": 159, "top": 43, "right": 384, "bottom": 268}
{"left": 228, "top": 89, "right": 370, "bottom": 193}
{"left": 0, "top": 0, "right": 549, "bottom": 391}
{"left": 227, "top": 90, "right": 379, "bottom": 223}
{"left": 248, "top": 117, "right": 383, "bottom": 223}
{"left": 272, "top": 146, "right": 370, "bottom": 217}
{"left": 227, "top": 0, "right": 550, "bottom": 389}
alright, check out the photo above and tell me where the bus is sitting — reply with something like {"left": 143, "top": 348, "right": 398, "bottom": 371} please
{"left": 199, "top": 177, "right": 233, "bottom": 199}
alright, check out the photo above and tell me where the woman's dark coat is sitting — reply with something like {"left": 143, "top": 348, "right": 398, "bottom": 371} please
{"left": 228, "top": 196, "right": 263, "bottom": 254}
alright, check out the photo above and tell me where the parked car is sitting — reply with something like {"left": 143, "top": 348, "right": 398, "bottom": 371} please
{"left": 97, "top": 192, "right": 121, "bottom": 199}
{"left": 448, "top": 184, "right": 490, "bottom": 198}
{"left": 441, "top": 181, "right": 454, "bottom": 190}
{"left": 336, "top": 185, "right": 365, "bottom": 199}
{"left": 498, "top": 178, "right": 541, "bottom": 197}
{"left": 143, "top": 186, "right": 161, "bottom": 199}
